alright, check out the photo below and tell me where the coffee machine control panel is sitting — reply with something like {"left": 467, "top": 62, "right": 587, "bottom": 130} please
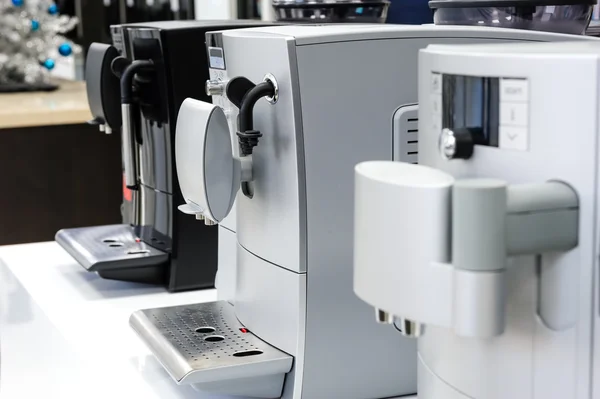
{"left": 433, "top": 72, "right": 530, "bottom": 160}
{"left": 110, "top": 26, "right": 126, "bottom": 54}
{"left": 206, "top": 43, "right": 238, "bottom": 146}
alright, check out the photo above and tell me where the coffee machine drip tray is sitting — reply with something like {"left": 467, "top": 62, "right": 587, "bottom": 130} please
{"left": 55, "top": 224, "right": 169, "bottom": 284}
{"left": 130, "top": 301, "right": 293, "bottom": 399}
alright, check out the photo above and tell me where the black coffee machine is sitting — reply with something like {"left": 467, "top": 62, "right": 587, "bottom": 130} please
{"left": 56, "top": 21, "right": 270, "bottom": 292}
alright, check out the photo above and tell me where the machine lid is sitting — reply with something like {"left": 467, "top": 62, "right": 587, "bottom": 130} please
{"left": 175, "top": 98, "right": 238, "bottom": 224}
{"left": 430, "top": 0, "right": 593, "bottom": 35}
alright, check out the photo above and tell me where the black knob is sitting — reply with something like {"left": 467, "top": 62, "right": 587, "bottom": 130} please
{"left": 439, "top": 127, "right": 484, "bottom": 160}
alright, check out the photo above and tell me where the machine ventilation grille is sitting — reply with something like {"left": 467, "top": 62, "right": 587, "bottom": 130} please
{"left": 393, "top": 104, "right": 419, "bottom": 164}
{"left": 149, "top": 302, "right": 261, "bottom": 362}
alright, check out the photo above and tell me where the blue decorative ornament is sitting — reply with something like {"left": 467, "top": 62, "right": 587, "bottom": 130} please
{"left": 11, "top": 0, "right": 23, "bottom": 7}
{"left": 31, "top": 20, "right": 40, "bottom": 31}
{"left": 43, "top": 59, "right": 55, "bottom": 70}
{"left": 58, "top": 43, "right": 72, "bottom": 57}
{"left": 48, "top": 3, "right": 58, "bottom": 14}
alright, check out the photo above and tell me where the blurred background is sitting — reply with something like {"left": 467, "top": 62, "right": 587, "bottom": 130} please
{"left": 62, "top": 0, "right": 434, "bottom": 58}
{"left": 0, "top": 0, "right": 435, "bottom": 247}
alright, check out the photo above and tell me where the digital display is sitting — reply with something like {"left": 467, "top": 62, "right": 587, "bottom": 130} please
{"left": 208, "top": 47, "right": 225, "bottom": 70}
{"left": 442, "top": 75, "right": 500, "bottom": 148}
{"left": 209, "top": 47, "right": 222, "bottom": 58}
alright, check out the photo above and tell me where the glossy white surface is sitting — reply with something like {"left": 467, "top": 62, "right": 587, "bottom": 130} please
{"left": 0, "top": 241, "right": 226, "bottom": 399}
{"left": 0, "top": 241, "right": 417, "bottom": 399}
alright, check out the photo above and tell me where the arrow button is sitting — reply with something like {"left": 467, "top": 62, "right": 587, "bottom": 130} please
{"left": 500, "top": 126, "right": 528, "bottom": 151}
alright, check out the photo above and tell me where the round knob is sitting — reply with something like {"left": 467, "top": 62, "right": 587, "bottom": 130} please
{"left": 205, "top": 79, "right": 225, "bottom": 96}
{"left": 439, "top": 128, "right": 475, "bottom": 160}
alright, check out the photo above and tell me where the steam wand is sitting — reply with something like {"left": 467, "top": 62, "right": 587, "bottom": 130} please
{"left": 227, "top": 76, "right": 277, "bottom": 157}
{"left": 119, "top": 60, "right": 154, "bottom": 189}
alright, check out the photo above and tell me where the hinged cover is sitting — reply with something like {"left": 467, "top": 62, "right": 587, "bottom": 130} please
{"left": 175, "top": 98, "right": 239, "bottom": 223}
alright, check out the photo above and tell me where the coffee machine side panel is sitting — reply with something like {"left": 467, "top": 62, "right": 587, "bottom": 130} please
{"left": 417, "top": 49, "right": 599, "bottom": 399}
{"left": 295, "top": 38, "right": 429, "bottom": 399}
{"left": 226, "top": 33, "right": 306, "bottom": 274}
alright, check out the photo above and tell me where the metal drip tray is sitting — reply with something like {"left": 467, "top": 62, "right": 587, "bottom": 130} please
{"left": 56, "top": 224, "right": 168, "bottom": 284}
{"left": 130, "top": 301, "right": 293, "bottom": 398}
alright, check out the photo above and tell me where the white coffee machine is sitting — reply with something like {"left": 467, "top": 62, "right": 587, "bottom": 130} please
{"left": 130, "top": 25, "right": 592, "bottom": 399}
{"left": 354, "top": 41, "right": 600, "bottom": 398}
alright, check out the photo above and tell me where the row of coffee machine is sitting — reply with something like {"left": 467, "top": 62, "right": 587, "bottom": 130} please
{"left": 55, "top": 3, "right": 600, "bottom": 398}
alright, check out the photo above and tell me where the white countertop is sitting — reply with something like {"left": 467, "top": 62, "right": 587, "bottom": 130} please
{"left": 0, "top": 241, "right": 417, "bottom": 399}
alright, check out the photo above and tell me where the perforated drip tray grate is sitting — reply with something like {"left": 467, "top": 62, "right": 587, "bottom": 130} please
{"left": 130, "top": 301, "right": 293, "bottom": 398}
{"left": 55, "top": 224, "right": 168, "bottom": 273}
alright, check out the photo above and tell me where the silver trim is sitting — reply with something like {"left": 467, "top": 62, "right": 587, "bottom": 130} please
{"left": 394, "top": 317, "right": 424, "bottom": 338}
{"left": 263, "top": 73, "right": 279, "bottom": 104}
{"left": 375, "top": 308, "right": 394, "bottom": 324}
{"left": 206, "top": 79, "right": 225, "bottom": 96}
{"left": 122, "top": 103, "right": 137, "bottom": 187}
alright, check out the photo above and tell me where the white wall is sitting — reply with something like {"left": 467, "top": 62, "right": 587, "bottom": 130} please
{"left": 260, "top": 0, "right": 275, "bottom": 21}
{"left": 194, "top": 0, "right": 237, "bottom": 19}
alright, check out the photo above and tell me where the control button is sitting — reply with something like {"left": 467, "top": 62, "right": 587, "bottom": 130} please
{"left": 431, "top": 73, "right": 442, "bottom": 95}
{"left": 205, "top": 79, "right": 225, "bottom": 96}
{"left": 500, "top": 79, "right": 528, "bottom": 103}
{"left": 500, "top": 103, "right": 528, "bottom": 127}
{"left": 499, "top": 126, "right": 528, "bottom": 151}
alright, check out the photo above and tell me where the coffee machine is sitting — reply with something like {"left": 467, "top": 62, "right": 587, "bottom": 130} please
{"left": 128, "top": 25, "right": 591, "bottom": 398}
{"left": 56, "top": 21, "right": 273, "bottom": 292}
{"left": 353, "top": 40, "right": 600, "bottom": 398}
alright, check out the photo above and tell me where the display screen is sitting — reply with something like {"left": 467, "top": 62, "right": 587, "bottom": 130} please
{"left": 442, "top": 75, "right": 500, "bottom": 147}
{"left": 208, "top": 46, "right": 225, "bottom": 70}
{"left": 209, "top": 47, "right": 222, "bottom": 58}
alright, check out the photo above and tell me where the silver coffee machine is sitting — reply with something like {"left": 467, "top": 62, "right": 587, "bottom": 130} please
{"left": 130, "top": 25, "right": 588, "bottom": 399}
{"left": 353, "top": 40, "right": 600, "bottom": 399}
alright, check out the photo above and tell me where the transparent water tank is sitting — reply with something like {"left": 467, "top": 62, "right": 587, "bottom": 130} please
{"left": 272, "top": 0, "right": 391, "bottom": 23}
{"left": 430, "top": 0, "right": 594, "bottom": 34}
